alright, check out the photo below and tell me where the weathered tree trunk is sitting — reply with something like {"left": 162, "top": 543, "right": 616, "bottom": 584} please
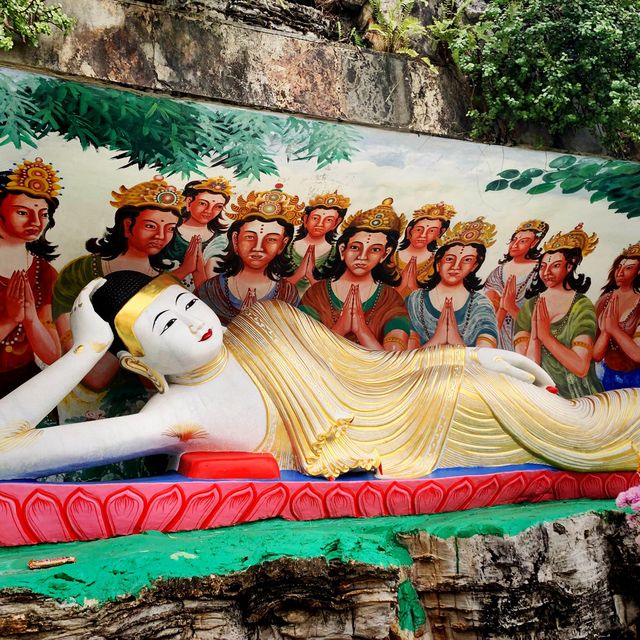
{"left": 1, "top": 510, "right": 639, "bottom": 639}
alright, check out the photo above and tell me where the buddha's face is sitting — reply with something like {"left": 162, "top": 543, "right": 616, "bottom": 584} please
{"left": 0, "top": 193, "right": 50, "bottom": 242}
{"left": 614, "top": 258, "right": 640, "bottom": 289}
{"left": 132, "top": 284, "right": 223, "bottom": 375}
{"left": 508, "top": 230, "right": 537, "bottom": 259}
{"left": 186, "top": 192, "right": 226, "bottom": 225}
{"left": 437, "top": 245, "right": 478, "bottom": 287}
{"left": 304, "top": 208, "right": 341, "bottom": 239}
{"left": 409, "top": 219, "right": 442, "bottom": 249}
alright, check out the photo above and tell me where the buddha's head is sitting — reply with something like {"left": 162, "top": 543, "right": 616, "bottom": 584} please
{"left": 91, "top": 271, "right": 223, "bottom": 388}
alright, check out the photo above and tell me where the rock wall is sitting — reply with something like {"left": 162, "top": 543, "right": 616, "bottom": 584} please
{"left": 1, "top": 510, "right": 638, "bottom": 639}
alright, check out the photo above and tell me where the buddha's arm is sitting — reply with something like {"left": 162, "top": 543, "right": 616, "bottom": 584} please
{"left": 0, "top": 279, "right": 113, "bottom": 429}
{"left": 0, "top": 408, "right": 169, "bottom": 480}
{"left": 469, "top": 347, "right": 554, "bottom": 387}
{"left": 57, "top": 312, "right": 120, "bottom": 391}
{"left": 0, "top": 334, "right": 110, "bottom": 430}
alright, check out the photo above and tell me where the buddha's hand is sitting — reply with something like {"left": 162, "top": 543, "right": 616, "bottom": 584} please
{"left": 467, "top": 347, "right": 554, "bottom": 388}
{"left": 70, "top": 278, "right": 114, "bottom": 351}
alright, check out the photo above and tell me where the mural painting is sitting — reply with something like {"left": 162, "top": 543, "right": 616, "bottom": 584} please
{"left": 0, "top": 67, "right": 640, "bottom": 499}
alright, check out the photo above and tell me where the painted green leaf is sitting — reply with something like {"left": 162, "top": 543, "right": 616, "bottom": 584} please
{"left": 520, "top": 168, "right": 544, "bottom": 179}
{"left": 590, "top": 191, "right": 608, "bottom": 203}
{"left": 498, "top": 169, "right": 520, "bottom": 179}
{"left": 527, "top": 182, "right": 557, "bottom": 195}
{"left": 509, "top": 176, "right": 532, "bottom": 189}
{"left": 548, "top": 155, "right": 577, "bottom": 169}
{"left": 576, "top": 162, "right": 603, "bottom": 179}
{"left": 542, "top": 171, "right": 569, "bottom": 183}
{"left": 486, "top": 179, "right": 509, "bottom": 191}
{"left": 560, "top": 176, "right": 586, "bottom": 191}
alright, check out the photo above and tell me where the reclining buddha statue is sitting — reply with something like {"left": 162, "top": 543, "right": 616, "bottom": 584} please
{"left": 0, "top": 270, "right": 638, "bottom": 481}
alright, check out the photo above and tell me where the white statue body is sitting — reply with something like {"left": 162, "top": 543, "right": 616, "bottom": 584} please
{"left": 0, "top": 276, "right": 638, "bottom": 481}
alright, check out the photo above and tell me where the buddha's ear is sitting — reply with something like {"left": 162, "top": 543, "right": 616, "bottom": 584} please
{"left": 117, "top": 351, "right": 167, "bottom": 394}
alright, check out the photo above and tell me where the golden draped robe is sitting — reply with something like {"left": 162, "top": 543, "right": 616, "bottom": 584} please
{"left": 225, "top": 301, "right": 640, "bottom": 479}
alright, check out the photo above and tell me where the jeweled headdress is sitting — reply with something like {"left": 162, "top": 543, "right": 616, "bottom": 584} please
{"left": 543, "top": 223, "right": 598, "bottom": 257}
{"left": 441, "top": 216, "right": 497, "bottom": 248}
{"left": 308, "top": 191, "right": 351, "bottom": 211}
{"left": 227, "top": 184, "right": 305, "bottom": 225}
{"left": 621, "top": 242, "right": 640, "bottom": 258}
{"left": 5, "top": 157, "right": 61, "bottom": 201}
{"left": 110, "top": 175, "right": 184, "bottom": 212}
{"left": 412, "top": 201, "right": 456, "bottom": 223}
{"left": 515, "top": 219, "right": 549, "bottom": 237}
{"left": 340, "top": 197, "right": 406, "bottom": 234}
{"left": 187, "top": 176, "right": 233, "bottom": 200}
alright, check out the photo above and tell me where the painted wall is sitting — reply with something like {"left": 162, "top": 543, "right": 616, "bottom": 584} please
{"left": 1, "top": 68, "right": 639, "bottom": 478}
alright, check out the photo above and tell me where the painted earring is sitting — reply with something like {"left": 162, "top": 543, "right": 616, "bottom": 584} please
{"left": 118, "top": 352, "right": 167, "bottom": 394}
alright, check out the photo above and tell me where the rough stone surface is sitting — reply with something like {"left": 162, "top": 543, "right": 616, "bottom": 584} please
{"left": 1, "top": 511, "right": 639, "bottom": 639}
{"left": 0, "top": 0, "right": 468, "bottom": 139}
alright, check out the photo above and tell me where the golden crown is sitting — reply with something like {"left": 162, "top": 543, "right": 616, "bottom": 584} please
{"left": 515, "top": 219, "right": 549, "bottom": 237}
{"left": 227, "top": 184, "right": 305, "bottom": 225}
{"left": 622, "top": 242, "right": 640, "bottom": 259}
{"left": 6, "top": 157, "right": 61, "bottom": 201}
{"left": 441, "top": 216, "right": 497, "bottom": 248}
{"left": 308, "top": 191, "right": 351, "bottom": 211}
{"left": 187, "top": 176, "right": 233, "bottom": 200}
{"left": 412, "top": 201, "right": 457, "bottom": 223}
{"left": 111, "top": 175, "right": 185, "bottom": 212}
{"left": 543, "top": 223, "right": 598, "bottom": 257}
{"left": 341, "top": 197, "right": 406, "bottom": 234}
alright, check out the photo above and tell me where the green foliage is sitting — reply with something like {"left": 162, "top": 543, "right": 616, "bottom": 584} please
{"left": 0, "top": 0, "right": 74, "bottom": 50}
{"left": 444, "top": 0, "right": 640, "bottom": 156}
{"left": 366, "top": 0, "right": 428, "bottom": 60}
{"left": 0, "top": 72, "right": 361, "bottom": 180}
{"left": 486, "top": 155, "right": 640, "bottom": 218}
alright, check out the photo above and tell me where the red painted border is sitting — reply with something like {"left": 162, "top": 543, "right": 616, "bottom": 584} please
{"left": 0, "top": 469, "right": 637, "bottom": 547}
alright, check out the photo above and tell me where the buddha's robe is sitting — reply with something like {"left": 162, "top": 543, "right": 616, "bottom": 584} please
{"left": 225, "top": 301, "right": 640, "bottom": 479}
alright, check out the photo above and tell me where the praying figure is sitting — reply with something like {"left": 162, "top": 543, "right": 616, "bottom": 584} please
{"left": 484, "top": 219, "right": 549, "bottom": 350}
{"left": 515, "top": 224, "right": 603, "bottom": 399}
{"left": 286, "top": 191, "right": 349, "bottom": 297}
{"left": 0, "top": 158, "right": 62, "bottom": 397}
{"left": 196, "top": 185, "right": 301, "bottom": 325}
{"left": 406, "top": 217, "right": 499, "bottom": 349}
{"left": 299, "top": 197, "right": 410, "bottom": 351}
{"left": 593, "top": 243, "right": 640, "bottom": 390}
{"left": 395, "top": 201, "right": 455, "bottom": 298}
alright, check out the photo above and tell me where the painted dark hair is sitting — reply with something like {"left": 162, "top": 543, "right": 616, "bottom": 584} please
{"left": 498, "top": 228, "right": 546, "bottom": 265}
{"left": 314, "top": 226, "right": 401, "bottom": 286}
{"left": 91, "top": 270, "right": 154, "bottom": 355}
{"left": 525, "top": 248, "right": 591, "bottom": 298}
{"left": 293, "top": 205, "right": 347, "bottom": 245}
{"left": 215, "top": 214, "right": 296, "bottom": 280}
{"left": 86, "top": 206, "right": 179, "bottom": 272}
{"left": 398, "top": 218, "right": 450, "bottom": 252}
{"left": 0, "top": 172, "right": 60, "bottom": 261}
{"left": 601, "top": 254, "right": 640, "bottom": 294}
{"left": 180, "top": 181, "right": 229, "bottom": 235}
{"left": 421, "top": 242, "right": 487, "bottom": 292}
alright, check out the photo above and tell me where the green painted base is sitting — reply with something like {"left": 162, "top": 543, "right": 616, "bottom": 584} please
{"left": 0, "top": 499, "right": 625, "bottom": 605}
